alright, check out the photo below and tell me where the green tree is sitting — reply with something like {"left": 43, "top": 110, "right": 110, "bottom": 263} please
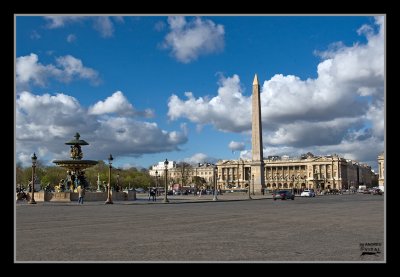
{"left": 192, "top": 176, "right": 206, "bottom": 188}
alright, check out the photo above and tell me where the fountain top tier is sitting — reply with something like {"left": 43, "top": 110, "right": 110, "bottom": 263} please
{"left": 65, "top": 132, "right": 89, "bottom": 146}
{"left": 53, "top": 133, "right": 98, "bottom": 170}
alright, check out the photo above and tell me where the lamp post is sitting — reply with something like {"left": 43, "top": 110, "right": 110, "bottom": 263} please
{"left": 105, "top": 154, "right": 113, "bottom": 204}
{"left": 28, "top": 153, "right": 37, "bottom": 204}
{"left": 213, "top": 165, "right": 218, "bottom": 201}
{"left": 163, "top": 159, "right": 169, "bottom": 203}
{"left": 252, "top": 174, "right": 255, "bottom": 195}
{"left": 155, "top": 170, "right": 158, "bottom": 196}
{"left": 97, "top": 173, "right": 101, "bottom": 192}
{"left": 153, "top": 167, "right": 158, "bottom": 197}
{"left": 349, "top": 181, "right": 352, "bottom": 194}
{"left": 248, "top": 173, "right": 252, "bottom": 200}
{"left": 292, "top": 175, "right": 295, "bottom": 195}
{"left": 116, "top": 172, "right": 120, "bottom": 192}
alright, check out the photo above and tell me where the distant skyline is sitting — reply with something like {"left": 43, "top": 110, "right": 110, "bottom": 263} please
{"left": 16, "top": 15, "right": 384, "bottom": 171}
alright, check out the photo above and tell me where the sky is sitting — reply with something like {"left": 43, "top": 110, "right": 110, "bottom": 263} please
{"left": 15, "top": 15, "right": 385, "bottom": 172}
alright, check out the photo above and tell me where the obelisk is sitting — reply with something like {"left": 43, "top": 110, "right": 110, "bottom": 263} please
{"left": 251, "top": 74, "right": 265, "bottom": 194}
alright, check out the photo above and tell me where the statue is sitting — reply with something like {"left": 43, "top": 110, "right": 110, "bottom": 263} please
{"left": 70, "top": 145, "right": 83, "bottom": 160}
{"left": 44, "top": 183, "right": 52, "bottom": 192}
{"left": 57, "top": 179, "right": 66, "bottom": 192}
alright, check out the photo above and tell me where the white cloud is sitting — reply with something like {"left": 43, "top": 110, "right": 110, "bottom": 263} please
{"left": 168, "top": 74, "right": 250, "bottom": 132}
{"left": 265, "top": 117, "right": 363, "bottom": 147}
{"left": 88, "top": 91, "right": 155, "bottom": 117}
{"left": 93, "top": 17, "right": 114, "bottom": 38}
{"left": 44, "top": 16, "right": 86, "bottom": 28}
{"left": 66, "top": 34, "right": 76, "bottom": 43}
{"left": 183, "top": 153, "right": 216, "bottom": 165}
{"left": 162, "top": 16, "right": 225, "bottom": 63}
{"left": 88, "top": 91, "right": 134, "bottom": 116}
{"left": 168, "top": 17, "right": 384, "bottom": 166}
{"left": 228, "top": 141, "right": 245, "bottom": 152}
{"left": 16, "top": 53, "right": 100, "bottom": 89}
{"left": 365, "top": 100, "right": 384, "bottom": 139}
{"left": 120, "top": 163, "right": 139, "bottom": 170}
{"left": 16, "top": 91, "right": 188, "bottom": 167}
{"left": 44, "top": 16, "right": 119, "bottom": 38}
{"left": 55, "top": 55, "right": 99, "bottom": 83}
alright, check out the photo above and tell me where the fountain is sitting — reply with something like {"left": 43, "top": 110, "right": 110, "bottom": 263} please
{"left": 53, "top": 133, "right": 98, "bottom": 191}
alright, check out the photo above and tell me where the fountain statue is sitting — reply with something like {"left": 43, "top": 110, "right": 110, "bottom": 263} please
{"left": 53, "top": 133, "right": 98, "bottom": 191}
{"left": 96, "top": 173, "right": 102, "bottom": 192}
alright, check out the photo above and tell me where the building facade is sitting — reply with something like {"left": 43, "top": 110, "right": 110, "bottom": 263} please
{"left": 378, "top": 152, "right": 385, "bottom": 191}
{"left": 149, "top": 160, "right": 177, "bottom": 177}
{"left": 215, "top": 153, "right": 375, "bottom": 192}
{"left": 149, "top": 162, "right": 216, "bottom": 189}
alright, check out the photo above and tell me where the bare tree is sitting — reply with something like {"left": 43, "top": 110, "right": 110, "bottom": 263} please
{"left": 176, "top": 162, "right": 193, "bottom": 188}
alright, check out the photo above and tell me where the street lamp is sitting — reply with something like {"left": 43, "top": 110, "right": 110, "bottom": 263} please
{"left": 213, "top": 165, "right": 218, "bottom": 201}
{"left": 155, "top": 170, "right": 158, "bottom": 197}
{"left": 105, "top": 154, "right": 113, "bottom": 204}
{"left": 252, "top": 174, "right": 255, "bottom": 195}
{"left": 116, "top": 172, "right": 120, "bottom": 192}
{"left": 28, "top": 153, "right": 37, "bottom": 204}
{"left": 349, "top": 181, "right": 352, "bottom": 195}
{"left": 292, "top": 175, "right": 295, "bottom": 195}
{"left": 163, "top": 159, "right": 169, "bottom": 203}
{"left": 248, "top": 174, "right": 252, "bottom": 200}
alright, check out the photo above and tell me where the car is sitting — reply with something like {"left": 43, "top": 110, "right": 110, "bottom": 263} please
{"left": 301, "top": 189, "right": 316, "bottom": 197}
{"left": 372, "top": 188, "right": 383, "bottom": 195}
{"left": 273, "top": 190, "right": 295, "bottom": 200}
{"left": 135, "top": 188, "right": 146, "bottom": 193}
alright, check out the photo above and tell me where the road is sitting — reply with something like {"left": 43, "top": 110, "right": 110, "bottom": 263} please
{"left": 15, "top": 193, "right": 384, "bottom": 262}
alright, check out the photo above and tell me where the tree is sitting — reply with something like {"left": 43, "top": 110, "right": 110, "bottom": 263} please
{"left": 192, "top": 176, "right": 206, "bottom": 189}
{"left": 15, "top": 161, "right": 157, "bottom": 192}
{"left": 176, "top": 162, "right": 193, "bottom": 188}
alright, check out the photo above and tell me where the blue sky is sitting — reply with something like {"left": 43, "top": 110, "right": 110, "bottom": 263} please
{"left": 15, "top": 15, "right": 384, "bottom": 171}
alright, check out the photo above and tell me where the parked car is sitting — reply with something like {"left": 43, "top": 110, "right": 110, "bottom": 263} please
{"left": 273, "top": 190, "right": 295, "bottom": 200}
{"left": 372, "top": 188, "right": 383, "bottom": 195}
{"left": 301, "top": 189, "right": 316, "bottom": 197}
{"left": 135, "top": 188, "right": 146, "bottom": 193}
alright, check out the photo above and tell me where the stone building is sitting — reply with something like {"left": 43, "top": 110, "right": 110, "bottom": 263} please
{"left": 378, "top": 152, "right": 385, "bottom": 191}
{"left": 149, "top": 160, "right": 177, "bottom": 177}
{"left": 149, "top": 161, "right": 216, "bottom": 189}
{"left": 215, "top": 153, "right": 375, "bottom": 192}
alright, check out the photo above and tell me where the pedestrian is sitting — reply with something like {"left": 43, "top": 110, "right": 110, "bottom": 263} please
{"left": 77, "top": 185, "right": 85, "bottom": 204}
{"left": 152, "top": 188, "right": 157, "bottom": 202}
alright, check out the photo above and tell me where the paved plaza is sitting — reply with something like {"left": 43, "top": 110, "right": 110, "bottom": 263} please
{"left": 15, "top": 194, "right": 385, "bottom": 262}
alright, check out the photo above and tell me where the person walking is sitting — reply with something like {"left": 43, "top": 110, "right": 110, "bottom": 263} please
{"left": 77, "top": 185, "right": 85, "bottom": 204}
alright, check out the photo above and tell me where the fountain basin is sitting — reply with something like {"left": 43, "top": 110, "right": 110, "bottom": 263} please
{"left": 53, "top": 160, "right": 98, "bottom": 170}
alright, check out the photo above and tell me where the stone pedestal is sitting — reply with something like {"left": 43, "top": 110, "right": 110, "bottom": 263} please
{"left": 128, "top": 190, "right": 136, "bottom": 201}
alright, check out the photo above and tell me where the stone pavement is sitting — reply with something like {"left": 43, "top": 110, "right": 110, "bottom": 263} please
{"left": 129, "top": 192, "right": 272, "bottom": 204}
{"left": 15, "top": 193, "right": 385, "bottom": 262}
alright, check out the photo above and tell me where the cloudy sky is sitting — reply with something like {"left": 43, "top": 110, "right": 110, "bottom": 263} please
{"left": 15, "top": 15, "right": 384, "bottom": 171}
